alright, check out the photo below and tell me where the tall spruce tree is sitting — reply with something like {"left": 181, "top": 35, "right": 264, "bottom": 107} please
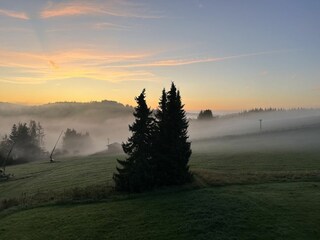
{"left": 165, "top": 83, "right": 192, "bottom": 184}
{"left": 113, "top": 89, "right": 155, "bottom": 192}
{"left": 154, "top": 83, "right": 192, "bottom": 185}
{"left": 153, "top": 89, "right": 170, "bottom": 186}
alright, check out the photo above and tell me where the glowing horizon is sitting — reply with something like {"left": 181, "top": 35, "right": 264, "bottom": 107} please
{"left": 0, "top": 0, "right": 319, "bottom": 111}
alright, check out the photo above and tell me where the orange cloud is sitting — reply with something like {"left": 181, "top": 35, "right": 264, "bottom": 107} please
{"left": 41, "top": 0, "right": 162, "bottom": 19}
{"left": 0, "top": 48, "right": 291, "bottom": 85}
{"left": 0, "top": 48, "right": 159, "bottom": 84}
{"left": 0, "top": 8, "right": 29, "bottom": 20}
{"left": 0, "top": 48, "right": 149, "bottom": 69}
{"left": 41, "top": 3, "right": 102, "bottom": 18}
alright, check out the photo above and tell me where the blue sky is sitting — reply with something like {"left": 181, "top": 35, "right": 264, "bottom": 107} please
{"left": 0, "top": 0, "right": 319, "bottom": 110}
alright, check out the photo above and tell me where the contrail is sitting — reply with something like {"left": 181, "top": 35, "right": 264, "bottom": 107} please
{"left": 108, "top": 49, "right": 296, "bottom": 68}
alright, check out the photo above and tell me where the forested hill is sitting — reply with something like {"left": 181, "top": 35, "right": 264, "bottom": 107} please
{"left": 0, "top": 101, "right": 133, "bottom": 122}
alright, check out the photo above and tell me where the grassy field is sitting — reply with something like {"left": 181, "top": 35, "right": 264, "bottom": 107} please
{"left": 2, "top": 150, "right": 320, "bottom": 200}
{"left": 0, "top": 152, "right": 320, "bottom": 200}
{"left": 191, "top": 151, "right": 320, "bottom": 186}
{"left": 1, "top": 182, "right": 320, "bottom": 239}
{"left": 0, "top": 154, "right": 119, "bottom": 200}
{"left": 1, "top": 147, "right": 320, "bottom": 239}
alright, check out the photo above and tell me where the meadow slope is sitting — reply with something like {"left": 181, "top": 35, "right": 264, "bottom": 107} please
{"left": 1, "top": 182, "right": 320, "bottom": 240}
{"left": 1, "top": 129, "right": 320, "bottom": 239}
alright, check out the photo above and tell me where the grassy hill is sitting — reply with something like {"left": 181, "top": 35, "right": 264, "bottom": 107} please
{"left": 0, "top": 155, "right": 118, "bottom": 200}
{"left": 2, "top": 150, "right": 320, "bottom": 201}
{"left": 1, "top": 110, "right": 320, "bottom": 239}
{"left": 1, "top": 182, "right": 320, "bottom": 239}
{"left": 1, "top": 147, "right": 320, "bottom": 239}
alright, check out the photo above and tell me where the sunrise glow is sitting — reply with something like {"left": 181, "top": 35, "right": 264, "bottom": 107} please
{"left": 0, "top": 1, "right": 319, "bottom": 111}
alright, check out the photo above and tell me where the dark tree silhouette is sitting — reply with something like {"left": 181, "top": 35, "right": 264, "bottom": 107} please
{"left": 153, "top": 84, "right": 192, "bottom": 185}
{"left": 153, "top": 88, "right": 170, "bottom": 186}
{"left": 198, "top": 109, "right": 214, "bottom": 120}
{"left": 164, "top": 83, "right": 192, "bottom": 184}
{"left": 113, "top": 84, "right": 192, "bottom": 192}
{"left": 113, "top": 89, "right": 155, "bottom": 192}
{"left": 0, "top": 121, "right": 45, "bottom": 165}
{"left": 0, "top": 135, "right": 12, "bottom": 167}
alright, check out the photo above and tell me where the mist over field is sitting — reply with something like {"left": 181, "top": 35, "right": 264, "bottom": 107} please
{"left": 0, "top": 101, "right": 134, "bottom": 154}
{"left": 1, "top": 1, "right": 320, "bottom": 239}
{"left": 1, "top": 101, "right": 320, "bottom": 156}
{"left": 190, "top": 109, "right": 320, "bottom": 152}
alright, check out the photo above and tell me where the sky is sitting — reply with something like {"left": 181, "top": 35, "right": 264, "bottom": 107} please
{"left": 0, "top": 0, "right": 319, "bottom": 111}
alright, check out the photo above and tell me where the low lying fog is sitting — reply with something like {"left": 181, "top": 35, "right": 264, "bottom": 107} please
{"left": 189, "top": 109, "right": 320, "bottom": 140}
{"left": 1, "top": 101, "right": 320, "bottom": 155}
{"left": 0, "top": 102, "right": 134, "bottom": 155}
{"left": 190, "top": 109, "right": 320, "bottom": 152}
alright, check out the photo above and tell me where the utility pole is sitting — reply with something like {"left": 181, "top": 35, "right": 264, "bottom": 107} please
{"left": 259, "top": 119, "right": 262, "bottom": 131}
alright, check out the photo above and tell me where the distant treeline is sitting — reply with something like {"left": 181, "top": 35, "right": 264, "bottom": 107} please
{"left": 197, "top": 109, "right": 215, "bottom": 120}
{"left": 195, "top": 107, "right": 320, "bottom": 121}
{"left": 0, "top": 100, "right": 133, "bottom": 122}
{"left": 239, "top": 107, "right": 313, "bottom": 114}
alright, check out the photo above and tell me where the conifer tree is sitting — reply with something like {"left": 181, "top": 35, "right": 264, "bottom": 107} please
{"left": 153, "top": 89, "right": 170, "bottom": 185}
{"left": 154, "top": 83, "right": 192, "bottom": 185}
{"left": 165, "top": 83, "right": 192, "bottom": 184}
{"left": 113, "top": 89, "right": 155, "bottom": 192}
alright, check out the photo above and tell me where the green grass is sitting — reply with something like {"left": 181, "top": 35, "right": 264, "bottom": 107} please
{"left": 190, "top": 151, "right": 320, "bottom": 186}
{"left": 0, "top": 154, "right": 120, "bottom": 199}
{"left": 2, "top": 151, "right": 320, "bottom": 201}
{"left": 190, "top": 151, "right": 320, "bottom": 172}
{"left": 1, "top": 182, "right": 320, "bottom": 240}
{"left": 1, "top": 150, "right": 320, "bottom": 211}
{"left": 1, "top": 149, "right": 320, "bottom": 239}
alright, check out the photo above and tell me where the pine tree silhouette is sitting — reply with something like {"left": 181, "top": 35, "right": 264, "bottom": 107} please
{"left": 113, "top": 89, "right": 155, "bottom": 192}
{"left": 153, "top": 88, "right": 170, "bottom": 186}
{"left": 114, "top": 84, "right": 192, "bottom": 192}
{"left": 155, "top": 83, "right": 192, "bottom": 185}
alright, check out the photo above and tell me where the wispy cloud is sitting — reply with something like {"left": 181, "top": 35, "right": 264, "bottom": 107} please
{"left": 0, "top": 8, "right": 29, "bottom": 20}
{"left": 93, "top": 22, "right": 132, "bottom": 31}
{"left": 41, "top": 2, "right": 102, "bottom": 19}
{"left": 0, "top": 48, "right": 158, "bottom": 84}
{"left": 41, "top": 0, "right": 162, "bottom": 19}
{"left": 109, "top": 50, "right": 293, "bottom": 68}
{"left": 0, "top": 48, "right": 292, "bottom": 84}
{"left": 0, "top": 48, "right": 149, "bottom": 69}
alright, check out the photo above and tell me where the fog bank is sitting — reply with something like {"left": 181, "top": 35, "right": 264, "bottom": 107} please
{"left": 1, "top": 102, "right": 319, "bottom": 156}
